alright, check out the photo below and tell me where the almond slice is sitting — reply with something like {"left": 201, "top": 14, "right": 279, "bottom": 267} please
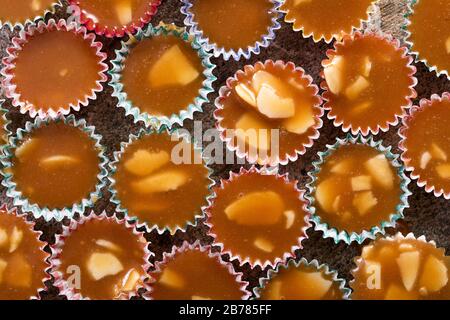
{"left": 352, "top": 101, "right": 373, "bottom": 115}
{"left": 293, "top": 0, "right": 312, "bottom": 7}
{"left": 120, "top": 268, "right": 141, "bottom": 292}
{"left": 252, "top": 70, "right": 287, "bottom": 96}
{"left": 282, "top": 102, "right": 315, "bottom": 135}
{"left": 115, "top": 0, "right": 133, "bottom": 26}
{"left": 256, "top": 85, "right": 295, "bottom": 119}
{"left": 235, "top": 112, "right": 271, "bottom": 152}
{"left": 364, "top": 154, "right": 394, "bottom": 190}
{"left": 6, "top": 254, "right": 32, "bottom": 288}
{"left": 149, "top": 45, "right": 200, "bottom": 88}
{"left": 15, "top": 138, "right": 40, "bottom": 161}
{"left": 235, "top": 83, "right": 257, "bottom": 107}
{"left": 159, "top": 269, "right": 185, "bottom": 289}
{"left": 254, "top": 237, "right": 274, "bottom": 253}
{"left": 399, "top": 243, "right": 415, "bottom": 252}
{"left": 324, "top": 55, "right": 345, "bottom": 94}
{"left": 397, "top": 251, "right": 420, "bottom": 291}
{"left": 420, "top": 151, "right": 432, "bottom": 170}
{"left": 430, "top": 143, "right": 447, "bottom": 161}
{"left": 330, "top": 159, "right": 353, "bottom": 175}
{"left": 436, "top": 163, "right": 450, "bottom": 179}
{"left": 419, "top": 255, "right": 448, "bottom": 292}
{"left": 0, "top": 228, "right": 7, "bottom": 248}
{"left": 0, "top": 258, "right": 7, "bottom": 284}
{"left": 345, "top": 76, "right": 370, "bottom": 100}
{"left": 361, "top": 56, "right": 372, "bottom": 78}
{"left": 95, "top": 239, "right": 122, "bottom": 253}
{"left": 385, "top": 283, "right": 419, "bottom": 300}
{"left": 353, "top": 191, "right": 378, "bottom": 216}
{"left": 87, "top": 253, "right": 124, "bottom": 281}
{"left": 377, "top": 246, "right": 396, "bottom": 261}
{"left": 225, "top": 191, "right": 284, "bottom": 226}
{"left": 39, "top": 155, "right": 80, "bottom": 170}
{"left": 332, "top": 195, "right": 341, "bottom": 212}
{"left": 351, "top": 175, "right": 372, "bottom": 192}
{"left": 315, "top": 178, "right": 340, "bottom": 213}
{"left": 283, "top": 210, "right": 295, "bottom": 229}
{"left": 131, "top": 170, "right": 189, "bottom": 194}
{"left": 9, "top": 226, "right": 23, "bottom": 253}
{"left": 124, "top": 150, "right": 170, "bottom": 177}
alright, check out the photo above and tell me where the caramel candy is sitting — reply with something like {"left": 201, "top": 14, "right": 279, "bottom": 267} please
{"left": 313, "top": 144, "right": 401, "bottom": 233}
{"left": 408, "top": 0, "right": 450, "bottom": 75}
{"left": 352, "top": 235, "right": 450, "bottom": 300}
{"left": 0, "top": 210, "right": 48, "bottom": 300}
{"left": 150, "top": 248, "right": 245, "bottom": 300}
{"left": 188, "top": 0, "right": 275, "bottom": 53}
{"left": 57, "top": 218, "right": 147, "bottom": 299}
{"left": 0, "top": 0, "right": 56, "bottom": 24}
{"left": 259, "top": 261, "right": 347, "bottom": 300}
{"left": 281, "top": 0, "right": 374, "bottom": 42}
{"left": 11, "top": 122, "right": 101, "bottom": 209}
{"left": 207, "top": 170, "right": 309, "bottom": 265}
{"left": 322, "top": 33, "right": 415, "bottom": 134}
{"left": 113, "top": 132, "right": 209, "bottom": 231}
{"left": 121, "top": 34, "right": 204, "bottom": 119}
{"left": 401, "top": 95, "right": 450, "bottom": 198}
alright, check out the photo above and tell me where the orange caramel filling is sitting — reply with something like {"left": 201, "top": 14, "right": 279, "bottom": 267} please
{"left": 0, "top": 0, "right": 56, "bottom": 23}
{"left": 114, "top": 132, "right": 210, "bottom": 230}
{"left": 58, "top": 219, "right": 147, "bottom": 300}
{"left": 75, "top": 0, "right": 155, "bottom": 29}
{"left": 12, "top": 29, "right": 103, "bottom": 113}
{"left": 352, "top": 237, "right": 450, "bottom": 300}
{"left": 151, "top": 250, "right": 244, "bottom": 300}
{"left": 208, "top": 172, "right": 309, "bottom": 264}
{"left": 11, "top": 122, "right": 100, "bottom": 209}
{"left": 403, "top": 97, "right": 450, "bottom": 195}
{"left": 323, "top": 34, "right": 414, "bottom": 132}
{"left": 121, "top": 34, "right": 204, "bottom": 118}
{"left": 259, "top": 263, "right": 344, "bottom": 300}
{"left": 313, "top": 144, "right": 401, "bottom": 233}
{"left": 217, "top": 62, "right": 321, "bottom": 164}
{"left": 282, "top": 0, "right": 374, "bottom": 42}
{"left": 190, "top": 0, "right": 274, "bottom": 51}
{"left": 408, "top": 0, "right": 450, "bottom": 74}
{"left": 0, "top": 211, "right": 48, "bottom": 300}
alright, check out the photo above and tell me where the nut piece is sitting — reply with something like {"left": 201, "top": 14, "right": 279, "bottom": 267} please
{"left": 39, "top": 155, "right": 80, "bottom": 170}
{"left": 377, "top": 246, "right": 396, "bottom": 261}
{"left": 115, "top": 0, "right": 133, "bottom": 25}
{"left": 430, "top": 143, "right": 447, "bottom": 161}
{"left": 96, "top": 239, "right": 122, "bottom": 253}
{"left": 87, "top": 252, "right": 124, "bottom": 281}
{"left": 149, "top": 45, "right": 200, "bottom": 88}
{"left": 436, "top": 163, "right": 450, "bottom": 179}
{"left": 420, "top": 151, "right": 432, "bottom": 170}
{"left": 293, "top": 271, "right": 333, "bottom": 300}
{"left": 253, "top": 237, "right": 275, "bottom": 253}
{"left": 364, "top": 154, "right": 394, "bottom": 190}
{"left": 419, "top": 255, "right": 448, "bottom": 292}
{"left": 385, "top": 283, "right": 419, "bottom": 300}
{"left": 352, "top": 101, "right": 373, "bottom": 115}
{"left": 283, "top": 210, "right": 295, "bottom": 229}
{"left": 9, "top": 226, "right": 23, "bottom": 253}
{"left": 235, "top": 83, "right": 257, "bottom": 107}
{"left": 361, "top": 56, "right": 372, "bottom": 78}
{"left": 351, "top": 175, "right": 372, "bottom": 192}
{"left": 0, "top": 228, "right": 7, "bottom": 248}
{"left": 159, "top": 268, "right": 185, "bottom": 289}
{"left": 132, "top": 170, "right": 189, "bottom": 194}
{"left": 252, "top": 70, "right": 288, "bottom": 96}
{"left": 124, "top": 150, "right": 170, "bottom": 177}
{"left": 235, "top": 112, "right": 271, "bottom": 152}
{"left": 15, "top": 138, "right": 40, "bottom": 162}
{"left": 345, "top": 76, "right": 370, "bottom": 100}
{"left": 282, "top": 102, "right": 315, "bottom": 135}
{"left": 396, "top": 251, "right": 420, "bottom": 291}
{"left": 6, "top": 254, "right": 32, "bottom": 288}
{"left": 293, "top": 0, "right": 312, "bottom": 7}
{"left": 352, "top": 191, "right": 378, "bottom": 216}
{"left": 31, "top": 0, "right": 41, "bottom": 11}
{"left": 225, "top": 191, "right": 284, "bottom": 226}
{"left": 256, "top": 85, "right": 295, "bottom": 119}
{"left": 119, "top": 268, "right": 141, "bottom": 292}
{"left": 315, "top": 177, "right": 340, "bottom": 213}
{"left": 324, "top": 55, "right": 345, "bottom": 95}
{"left": 0, "top": 258, "right": 7, "bottom": 284}
{"left": 330, "top": 159, "right": 353, "bottom": 175}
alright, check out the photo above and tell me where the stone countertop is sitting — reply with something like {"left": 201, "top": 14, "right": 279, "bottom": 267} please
{"left": 0, "top": 0, "right": 448, "bottom": 299}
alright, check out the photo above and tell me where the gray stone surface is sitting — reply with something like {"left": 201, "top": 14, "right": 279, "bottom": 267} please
{"left": 0, "top": 0, "right": 448, "bottom": 299}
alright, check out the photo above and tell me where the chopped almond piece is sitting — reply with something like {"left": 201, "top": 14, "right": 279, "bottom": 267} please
{"left": 293, "top": 0, "right": 312, "bottom": 6}
{"left": 436, "top": 163, "right": 450, "bottom": 179}
{"left": 252, "top": 70, "right": 287, "bottom": 96}
{"left": 95, "top": 239, "right": 122, "bottom": 253}
{"left": 225, "top": 191, "right": 284, "bottom": 226}
{"left": 120, "top": 268, "right": 141, "bottom": 292}
{"left": 124, "top": 150, "right": 170, "bottom": 177}
{"left": 339, "top": 211, "right": 352, "bottom": 221}
{"left": 361, "top": 56, "right": 372, "bottom": 77}
{"left": 235, "top": 112, "right": 271, "bottom": 152}
{"left": 364, "top": 154, "right": 394, "bottom": 190}
{"left": 149, "top": 45, "right": 200, "bottom": 88}
{"left": 59, "top": 68, "right": 69, "bottom": 77}
{"left": 115, "top": 0, "right": 133, "bottom": 25}
{"left": 351, "top": 175, "right": 372, "bottom": 192}
{"left": 294, "top": 271, "right": 333, "bottom": 299}
{"left": 39, "top": 155, "right": 80, "bottom": 170}
{"left": 361, "top": 245, "right": 375, "bottom": 259}
{"left": 132, "top": 170, "right": 188, "bottom": 194}
{"left": 397, "top": 251, "right": 420, "bottom": 291}
{"left": 159, "top": 269, "right": 185, "bottom": 289}
{"left": 352, "top": 101, "right": 373, "bottom": 115}
{"left": 283, "top": 210, "right": 295, "bottom": 229}
{"left": 332, "top": 195, "right": 341, "bottom": 212}
{"left": 446, "top": 37, "right": 450, "bottom": 54}
{"left": 377, "top": 246, "right": 396, "bottom": 261}
{"left": 430, "top": 143, "right": 447, "bottom": 161}
{"left": 330, "top": 159, "right": 353, "bottom": 174}
{"left": 288, "top": 78, "right": 305, "bottom": 91}
{"left": 345, "top": 76, "right": 370, "bottom": 100}
{"left": 419, "top": 255, "right": 448, "bottom": 292}
{"left": 31, "top": 0, "right": 41, "bottom": 11}
{"left": 420, "top": 151, "right": 432, "bottom": 169}
{"left": 256, "top": 85, "right": 295, "bottom": 119}
{"left": 6, "top": 254, "right": 32, "bottom": 288}
{"left": 9, "top": 227, "right": 23, "bottom": 253}
{"left": 266, "top": 280, "right": 282, "bottom": 300}
{"left": 87, "top": 253, "right": 124, "bottom": 281}
{"left": 353, "top": 191, "right": 378, "bottom": 216}
{"left": 0, "top": 258, "right": 7, "bottom": 284}
{"left": 315, "top": 178, "right": 340, "bottom": 213}
{"left": 192, "top": 295, "right": 212, "bottom": 300}
{"left": 398, "top": 243, "right": 415, "bottom": 252}
{"left": 324, "top": 55, "right": 345, "bottom": 94}
{"left": 0, "top": 228, "right": 7, "bottom": 248}
{"left": 282, "top": 102, "right": 315, "bottom": 135}
{"left": 15, "top": 138, "right": 40, "bottom": 161}
{"left": 254, "top": 237, "right": 274, "bottom": 252}
{"left": 235, "top": 83, "right": 257, "bottom": 107}
{"left": 385, "top": 283, "right": 419, "bottom": 300}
